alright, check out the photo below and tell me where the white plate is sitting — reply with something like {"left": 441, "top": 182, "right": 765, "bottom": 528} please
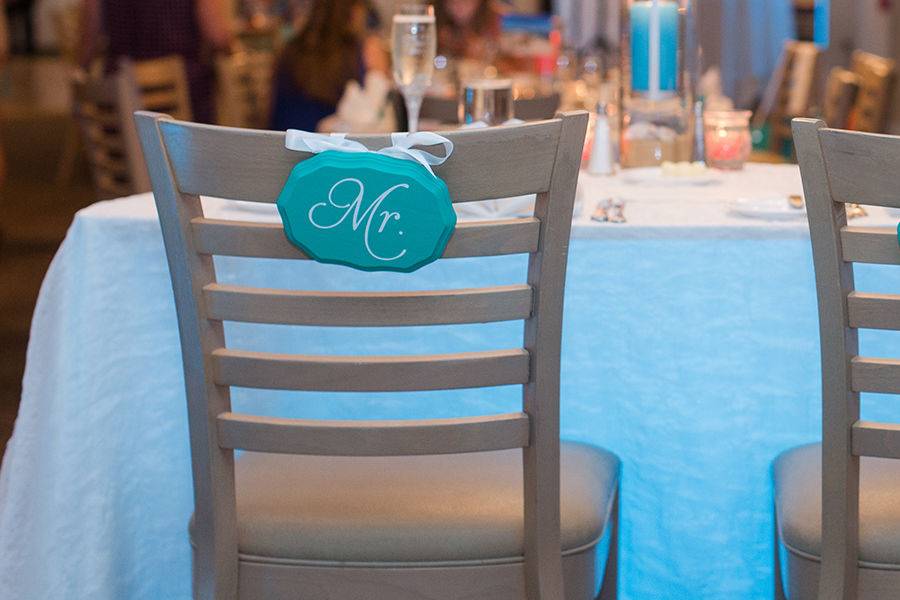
{"left": 621, "top": 167, "right": 722, "bottom": 186}
{"left": 730, "top": 196, "right": 806, "bottom": 221}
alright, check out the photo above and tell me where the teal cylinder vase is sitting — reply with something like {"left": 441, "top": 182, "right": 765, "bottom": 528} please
{"left": 619, "top": 0, "right": 700, "bottom": 168}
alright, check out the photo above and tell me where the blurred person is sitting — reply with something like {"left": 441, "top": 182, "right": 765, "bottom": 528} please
{"left": 269, "top": 0, "right": 386, "bottom": 132}
{"left": 80, "top": 0, "right": 233, "bottom": 123}
{"left": 435, "top": 0, "right": 501, "bottom": 61}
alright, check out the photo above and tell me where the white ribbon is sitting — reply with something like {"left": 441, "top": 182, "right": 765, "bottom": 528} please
{"left": 284, "top": 129, "right": 453, "bottom": 176}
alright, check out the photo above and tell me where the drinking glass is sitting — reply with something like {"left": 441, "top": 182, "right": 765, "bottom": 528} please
{"left": 391, "top": 4, "right": 436, "bottom": 132}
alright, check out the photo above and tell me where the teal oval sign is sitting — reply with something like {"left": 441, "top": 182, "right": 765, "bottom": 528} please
{"left": 276, "top": 151, "right": 456, "bottom": 272}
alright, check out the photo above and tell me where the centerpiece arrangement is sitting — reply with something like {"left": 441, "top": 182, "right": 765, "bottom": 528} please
{"left": 618, "top": 0, "right": 700, "bottom": 168}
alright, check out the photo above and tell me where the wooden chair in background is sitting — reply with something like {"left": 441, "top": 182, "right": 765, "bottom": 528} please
{"left": 120, "top": 55, "right": 193, "bottom": 121}
{"left": 215, "top": 51, "right": 275, "bottom": 129}
{"left": 72, "top": 55, "right": 193, "bottom": 199}
{"left": 777, "top": 118, "right": 900, "bottom": 599}
{"left": 848, "top": 50, "right": 896, "bottom": 133}
{"left": 754, "top": 41, "right": 820, "bottom": 154}
{"left": 820, "top": 68, "right": 859, "bottom": 130}
{"left": 71, "top": 69, "right": 149, "bottom": 199}
{"left": 135, "top": 109, "right": 621, "bottom": 600}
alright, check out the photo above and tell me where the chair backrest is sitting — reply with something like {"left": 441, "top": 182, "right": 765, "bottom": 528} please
{"left": 849, "top": 50, "right": 896, "bottom": 133}
{"left": 821, "top": 67, "right": 859, "bottom": 130}
{"left": 72, "top": 69, "right": 150, "bottom": 198}
{"left": 215, "top": 51, "right": 275, "bottom": 129}
{"left": 135, "top": 110, "right": 588, "bottom": 599}
{"left": 756, "top": 41, "right": 820, "bottom": 150}
{"left": 420, "top": 92, "right": 563, "bottom": 125}
{"left": 793, "top": 117, "right": 900, "bottom": 599}
{"left": 120, "top": 55, "right": 193, "bottom": 121}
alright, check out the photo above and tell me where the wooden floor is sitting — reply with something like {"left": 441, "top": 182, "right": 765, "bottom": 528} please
{"left": 0, "top": 108, "right": 97, "bottom": 456}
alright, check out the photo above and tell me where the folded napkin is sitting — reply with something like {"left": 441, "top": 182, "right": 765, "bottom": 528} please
{"left": 318, "top": 71, "right": 397, "bottom": 133}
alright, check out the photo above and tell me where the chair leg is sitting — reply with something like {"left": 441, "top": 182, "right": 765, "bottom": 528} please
{"left": 597, "top": 490, "right": 619, "bottom": 600}
{"left": 774, "top": 508, "right": 788, "bottom": 600}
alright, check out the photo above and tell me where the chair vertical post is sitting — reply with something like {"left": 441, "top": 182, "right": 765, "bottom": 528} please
{"left": 792, "top": 117, "right": 861, "bottom": 600}
{"left": 522, "top": 111, "right": 588, "bottom": 600}
{"left": 134, "top": 111, "right": 238, "bottom": 600}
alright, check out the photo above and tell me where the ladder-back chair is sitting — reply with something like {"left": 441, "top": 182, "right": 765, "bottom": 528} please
{"left": 755, "top": 41, "right": 820, "bottom": 154}
{"left": 821, "top": 68, "right": 859, "bottom": 131}
{"left": 215, "top": 51, "right": 274, "bottom": 129}
{"left": 135, "top": 110, "right": 620, "bottom": 600}
{"left": 72, "top": 69, "right": 150, "bottom": 198}
{"left": 848, "top": 51, "right": 896, "bottom": 134}
{"left": 775, "top": 118, "right": 900, "bottom": 599}
{"left": 121, "top": 55, "right": 193, "bottom": 121}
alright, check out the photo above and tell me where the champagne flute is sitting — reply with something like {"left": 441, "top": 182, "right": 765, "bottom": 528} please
{"left": 391, "top": 4, "right": 436, "bottom": 132}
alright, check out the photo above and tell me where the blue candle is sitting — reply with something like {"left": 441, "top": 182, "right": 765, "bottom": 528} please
{"left": 631, "top": 0, "right": 679, "bottom": 95}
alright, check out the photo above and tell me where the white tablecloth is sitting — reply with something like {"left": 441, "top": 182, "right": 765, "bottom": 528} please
{"left": 3, "top": 165, "right": 900, "bottom": 600}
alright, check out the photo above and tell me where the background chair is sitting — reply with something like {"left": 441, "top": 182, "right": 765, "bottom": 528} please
{"left": 820, "top": 67, "right": 859, "bottom": 130}
{"left": 779, "top": 118, "right": 900, "bottom": 599}
{"left": 754, "top": 41, "right": 820, "bottom": 154}
{"left": 71, "top": 68, "right": 149, "bottom": 199}
{"left": 847, "top": 51, "right": 896, "bottom": 133}
{"left": 72, "top": 55, "right": 192, "bottom": 199}
{"left": 215, "top": 51, "right": 275, "bottom": 129}
{"left": 119, "top": 55, "right": 193, "bottom": 121}
{"left": 135, "top": 109, "right": 620, "bottom": 600}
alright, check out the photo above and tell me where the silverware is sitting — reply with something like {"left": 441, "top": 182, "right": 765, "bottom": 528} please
{"left": 608, "top": 198, "right": 627, "bottom": 223}
{"left": 591, "top": 199, "right": 609, "bottom": 223}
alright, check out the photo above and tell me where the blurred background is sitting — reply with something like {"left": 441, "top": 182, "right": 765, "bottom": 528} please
{"left": 0, "top": 0, "right": 898, "bottom": 452}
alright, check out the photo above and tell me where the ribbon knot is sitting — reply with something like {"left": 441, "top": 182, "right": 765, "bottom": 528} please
{"left": 284, "top": 130, "right": 453, "bottom": 176}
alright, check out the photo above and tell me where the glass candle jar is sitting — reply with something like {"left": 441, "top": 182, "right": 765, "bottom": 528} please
{"left": 619, "top": 0, "right": 701, "bottom": 168}
{"left": 704, "top": 110, "right": 752, "bottom": 170}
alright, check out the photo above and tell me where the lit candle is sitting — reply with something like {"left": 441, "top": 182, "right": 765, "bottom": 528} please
{"left": 630, "top": 0, "right": 679, "bottom": 97}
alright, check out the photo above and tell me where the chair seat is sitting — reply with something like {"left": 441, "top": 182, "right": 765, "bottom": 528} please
{"left": 192, "top": 441, "right": 619, "bottom": 564}
{"left": 774, "top": 443, "right": 900, "bottom": 567}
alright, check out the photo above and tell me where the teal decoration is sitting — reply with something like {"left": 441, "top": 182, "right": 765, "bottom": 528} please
{"left": 276, "top": 150, "right": 456, "bottom": 272}
{"left": 897, "top": 221, "right": 900, "bottom": 249}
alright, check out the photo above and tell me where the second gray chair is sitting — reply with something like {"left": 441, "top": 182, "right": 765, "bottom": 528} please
{"left": 775, "top": 118, "right": 900, "bottom": 599}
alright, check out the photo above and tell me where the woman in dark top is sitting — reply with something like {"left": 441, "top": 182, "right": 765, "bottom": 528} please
{"left": 81, "top": 0, "right": 233, "bottom": 124}
{"left": 269, "top": 0, "right": 386, "bottom": 132}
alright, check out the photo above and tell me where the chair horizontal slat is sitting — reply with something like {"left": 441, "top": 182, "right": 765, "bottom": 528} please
{"left": 212, "top": 348, "right": 530, "bottom": 391}
{"left": 191, "top": 216, "right": 540, "bottom": 258}
{"left": 848, "top": 292, "right": 900, "bottom": 330}
{"left": 852, "top": 420, "right": 900, "bottom": 459}
{"left": 841, "top": 227, "right": 900, "bottom": 264}
{"left": 217, "top": 411, "right": 531, "bottom": 455}
{"left": 204, "top": 283, "right": 533, "bottom": 326}
{"left": 851, "top": 357, "right": 900, "bottom": 393}
{"left": 820, "top": 128, "right": 900, "bottom": 207}
{"left": 160, "top": 118, "right": 561, "bottom": 203}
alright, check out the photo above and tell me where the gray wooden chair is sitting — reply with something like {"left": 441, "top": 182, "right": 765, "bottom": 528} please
{"left": 848, "top": 51, "right": 896, "bottom": 134}
{"left": 820, "top": 68, "right": 858, "bottom": 131}
{"left": 72, "top": 68, "right": 150, "bottom": 199}
{"left": 777, "top": 118, "right": 900, "bottom": 599}
{"left": 120, "top": 55, "right": 193, "bottom": 122}
{"left": 754, "top": 41, "right": 820, "bottom": 153}
{"left": 135, "top": 109, "right": 620, "bottom": 600}
{"left": 72, "top": 56, "right": 193, "bottom": 199}
{"left": 215, "top": 51, "right": 275, "bottom": 129}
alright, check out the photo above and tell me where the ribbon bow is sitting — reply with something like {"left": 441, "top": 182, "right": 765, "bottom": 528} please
{"left": 284, "top": 130, "right": 453, "bottom": 176}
